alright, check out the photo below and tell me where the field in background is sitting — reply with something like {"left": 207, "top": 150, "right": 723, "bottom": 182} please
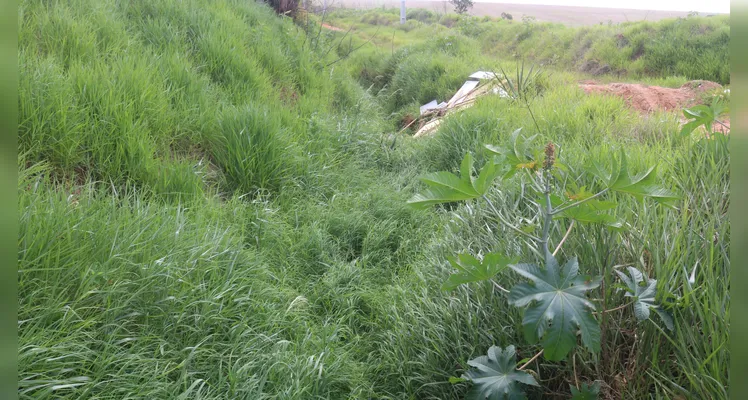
{"left": 332, "top": 0, "right": 709, "bottom": 25}
{"left": 18, "top": 1, "right": 729, "bottom": 399}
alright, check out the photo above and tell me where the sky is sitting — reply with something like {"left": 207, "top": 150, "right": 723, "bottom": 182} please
{"left": 471, "top": 0, "right": 731, "bottom": 13}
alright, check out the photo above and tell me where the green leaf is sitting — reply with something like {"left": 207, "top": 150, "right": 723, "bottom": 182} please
{"left": 420, "top": 171, "right": 478, "bottom": 196}
{"left": 680, "top": 120, "right": 702, "bottom": 137}
{"left": 508, "top": 255, "right": 602, "bottom": 361}
{"left": 407, "top": 186, "right": 479, "bottom": 209}
{"left": 537, "top": 193, "right": 564, "bottom": 210}
{"left": 570, "top": 381, "right": 601, "bottom": 400}
{"left": 639, "top": 186, "right": 680, "bottom": 208}
{"left": 408, "top": 153, "right": 502, "bottom": 208}
{"left": 462, "top": 345, "right": 538, "bottom": 400}
{"left": 461, "top": 152, "right": 474, "bottom": 183}
{"left": 681, "top": 99, "right": 726, "bottom": 137}
{"left": 614, "top": 267, "right": 674, "bottom": 331}
{"left": 558, "top": 200, "right": 623, "bottom": 229}
{"left": 607, "top": 152, "right": 679, "bottom": 207}
{"left": 442, "top": 253, "right": 516, "bottom": 291}
{"left": 485, "top": 129, "right": 539, "bottom": 180}
{"left": 610, "top": 153, "right": 656, "bottom": 197}
{"left": 584, "top": 159, "right": 611, "bottom": 183}
{"left": 474, "top": 159, "right": 502, "bottom": 195}
{"left": 684, "top": 104, "right": 711, "bottom": 119}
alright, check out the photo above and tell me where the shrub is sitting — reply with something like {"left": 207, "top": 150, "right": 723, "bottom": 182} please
{"left": 449, "top": 0, "right": 473, "bottom": 14}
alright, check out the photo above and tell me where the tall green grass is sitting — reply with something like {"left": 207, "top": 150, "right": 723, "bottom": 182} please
{"left": 327, "top": 9, "right": 730, "bottom": 84}
{"left": 18, "top": 0, "right": 729, "bottom": 398}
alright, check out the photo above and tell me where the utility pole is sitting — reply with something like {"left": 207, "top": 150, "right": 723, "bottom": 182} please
{"left": 400, "top": 0, "right": 405, "bottom": 24}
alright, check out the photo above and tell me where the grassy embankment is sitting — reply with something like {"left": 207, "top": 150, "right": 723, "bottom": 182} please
{"left": 19, "top": 1, "right": 729, "bottom": 398}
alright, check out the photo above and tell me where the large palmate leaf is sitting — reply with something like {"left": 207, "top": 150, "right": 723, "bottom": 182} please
{"left": 408, "top": 153, "right": 500, "bottom": 209}
{"left": 442, "top": 253, "right": 517, "bottom": 291}
{"left": 508, "top": 255, "right": 602, "bottom": 361}
{"left": 570, "top": 381, "right": 601, "bottom": 400}
{"left": 586, "top": 152, "right": 679, "bottom": 208}
{"left": 615, "top": 267, "right": 674, "bottom": 331}
{"left": 463, "top": 345, "right": 538, "bottom": 400}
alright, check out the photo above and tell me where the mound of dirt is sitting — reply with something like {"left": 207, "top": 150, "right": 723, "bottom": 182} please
{"left": 579, "top": 80, "right": 722, "bottom": 113}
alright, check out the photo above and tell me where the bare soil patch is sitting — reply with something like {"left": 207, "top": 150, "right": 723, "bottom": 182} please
{"left": 321, "top": 23, "right": 345, "bottom": 31}
{"left": 580, "top": 80, "right": 729, "bottom": 134}
{"left": 579, "top": 80, "right": 722, "bottom": 113}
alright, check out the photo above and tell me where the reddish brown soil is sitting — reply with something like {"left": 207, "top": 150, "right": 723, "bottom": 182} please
{"left": 713, "top": 118, "right": 730, "bottom": 134}
{"left": 579, "top": 80, "right": 723, "bottom": 113}
{"left": 580, "top": 80, "right": 729, "bottom": 134}
{"left": 321, "top": 23, "right": 344, "bottom": 31}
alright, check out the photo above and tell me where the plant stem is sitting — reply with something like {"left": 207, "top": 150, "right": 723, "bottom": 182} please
{"left": 551, "top": 188, "right": 609, "bottom": 216}
{"left": 490, "top": 279, "right": 510, "bottom": 293}
{"left": 714, "top": 119, "right": 730, "bottom": 132}
{"left": 553, "top": 220, "right": 574, "bottom": 256}
{"left": 540, "top": 170, "right": 553, "bottom": 258}
{"left": 519, "top": 349, "right": 543, "bottom": 370}
{"left": 593, "top": 300, "right": 634, "bottom": 315}
{"left": 524, "top": 99, "right": 543, "bottom": 136}
{"left": 482, "top": 195, "right": 541, "bottom": 243}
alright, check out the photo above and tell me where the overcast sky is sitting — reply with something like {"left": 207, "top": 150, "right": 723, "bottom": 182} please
{"left": 471, "top": 0, "right": 730, "bottom": 13}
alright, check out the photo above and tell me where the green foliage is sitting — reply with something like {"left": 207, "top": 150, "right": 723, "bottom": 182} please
{"left": 17, "top": 0, "right": 729, "bottom": 398}
{"left": 485, "top": 128, "right": 542, "bottom": 179}
{"left": 329, "top": 10, "right": 730, "bottom": 84}
{"left": 587, "top": 151, "right": 680, "bottom": 208}
{"left": 615, "top": 267, "right": 674, "bottom": 330}
{"left": 570, "top": 381, "right": 601, "bottom": 399}
{"left": 209, "top": 105, "right": 290, "bottom": 194}
{"left": 406, "top": 9, "right": 436, "bottom": 24}
{"left": 681, "top": 96, "right": 728, "bottom": 137}
{"left": 442, "top": 253, "right": 517, "bottom": 291}
{"left": 494, "top": 63, "right": 544, "bottom": 104}
{"left": 509, "top": 255, "right": 602, "bottom": 361}
{"left": 408, "top": 153, "right": 500, "bottom": 209}
{"left": 462, "top": 345, "right": 538, "bottom": 399}
{"left": 555, "top": 198, "right": 623, "bottom": 229}
{"left": 407, "top": 119, "right": 690, "bottom": 395}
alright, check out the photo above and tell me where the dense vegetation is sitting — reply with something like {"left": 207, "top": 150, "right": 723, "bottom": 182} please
{"left": 327, "top": 8, "right": 730, "bottom": 85}
{"left": 18, "top": 1, "right": 729, "bottom": 399}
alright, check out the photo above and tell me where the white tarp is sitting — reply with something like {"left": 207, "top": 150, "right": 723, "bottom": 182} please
{"left": 446, "top": 80, "right": 480, "bottom": 108}
{"left": 413, "top": 71, "right": 506, "bottom": 137}
{"left": 419, "top": 100, "right": 439, "bottom": 115}
{"left": 468, "top": 71, "right": 499, "bottom": 80}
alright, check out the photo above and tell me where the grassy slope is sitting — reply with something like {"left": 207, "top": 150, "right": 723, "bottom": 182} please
{"left": 326, "top": 8, "right": 730, "bottom": 84}
{"left": 19, "top": 1, "right": 729, "bottom": 399}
